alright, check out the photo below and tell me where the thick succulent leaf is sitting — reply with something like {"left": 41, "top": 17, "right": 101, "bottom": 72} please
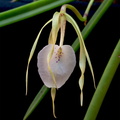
{"left": 37, "top": 44, "right": 76, "bottom": 88}
{"left": 25, "top": 19, "right": 52, "bottom": 95}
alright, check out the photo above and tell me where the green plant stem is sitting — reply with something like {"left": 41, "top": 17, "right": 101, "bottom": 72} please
{"left": 84, "top": 40, "right": 120, "bottom": 120}
{"left": 72, "top": 0, "right": 114, "bottom": 52}
{"left": 23, "top": 85, "right": 49, "bottom": 120}
{"left": 83, "top": 0, "right": 94, "bottom": 20}
{"left": 0, "top": 0, "right": 74, "bottom": 27}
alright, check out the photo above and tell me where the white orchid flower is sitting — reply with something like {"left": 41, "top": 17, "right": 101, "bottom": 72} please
{"left": 26, "top": 4, "right": 96, "bottom": 118}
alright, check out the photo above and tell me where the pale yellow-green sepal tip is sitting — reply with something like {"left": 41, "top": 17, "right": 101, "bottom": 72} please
{"left": 51, "top": 88, "right": 57, "bottom": 118}
{"left": 79, "top": 74, "right": 84, "bottom": 106}
{"left": 25, "top": 19, "right": 52, "bottom": 95}
{"left": 80, "top": 91, "right": 83, "bottom": 106}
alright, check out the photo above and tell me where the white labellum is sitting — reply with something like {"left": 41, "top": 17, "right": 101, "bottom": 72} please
{"left": 37, "top": 44, "right": 76, "bottom": 88}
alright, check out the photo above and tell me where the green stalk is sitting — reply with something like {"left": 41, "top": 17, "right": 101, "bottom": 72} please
{"left": 23, "top": 85, "right": 49, "bottom": 120}
{"left": 72, "top": 0, "right": 114, "bottom": 52}
{"left": 84, "top": 40, "right": 120, "bottom": 120}
{"left": 83, "top": 0, "right": 94, "bottom": 20}
{"left": 0, "top": 0, "right": 74, "bottom": 27}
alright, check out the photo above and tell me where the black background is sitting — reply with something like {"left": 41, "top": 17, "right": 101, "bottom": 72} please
{"left": 1, "top": 1, "right": 120, "bottom": 120}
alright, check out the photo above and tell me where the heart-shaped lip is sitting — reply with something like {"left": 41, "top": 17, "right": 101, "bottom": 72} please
{"left": 37, "top": 44, "right": 76, "bottom": 88}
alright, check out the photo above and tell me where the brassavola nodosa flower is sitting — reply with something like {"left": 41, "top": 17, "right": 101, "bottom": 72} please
{"left": 25, "top": 4, "right": 96, "bottom": 118}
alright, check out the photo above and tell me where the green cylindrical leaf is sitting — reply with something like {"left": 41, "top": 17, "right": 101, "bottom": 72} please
{"left": 0, "top": 0, "right": 74, "bottom": 27}
{"left": 23, "top": 85, "right": 49, "bottom": 120}
{"left": 84, "top": 39, "right": 120, "bottom": 120}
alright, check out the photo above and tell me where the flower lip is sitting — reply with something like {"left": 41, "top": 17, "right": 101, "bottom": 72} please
{"left": 37, "top": 44, "right": 76, "bottom": 88}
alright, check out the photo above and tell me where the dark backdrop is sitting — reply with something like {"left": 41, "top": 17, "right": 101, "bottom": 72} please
{"left": 1, "top": 1, "right": 120, "bottom": 120}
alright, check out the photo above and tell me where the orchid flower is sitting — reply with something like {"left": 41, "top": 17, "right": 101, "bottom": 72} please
{"left": 26, "top": 4, "right": 96, "bottom": 117}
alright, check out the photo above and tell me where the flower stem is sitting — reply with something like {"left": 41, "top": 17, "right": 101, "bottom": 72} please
{"left": 72, "top": 0, "right": 114, "bottom": 52}
{"left": 83, "top": 0, "right": 94, "bottom": 20}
